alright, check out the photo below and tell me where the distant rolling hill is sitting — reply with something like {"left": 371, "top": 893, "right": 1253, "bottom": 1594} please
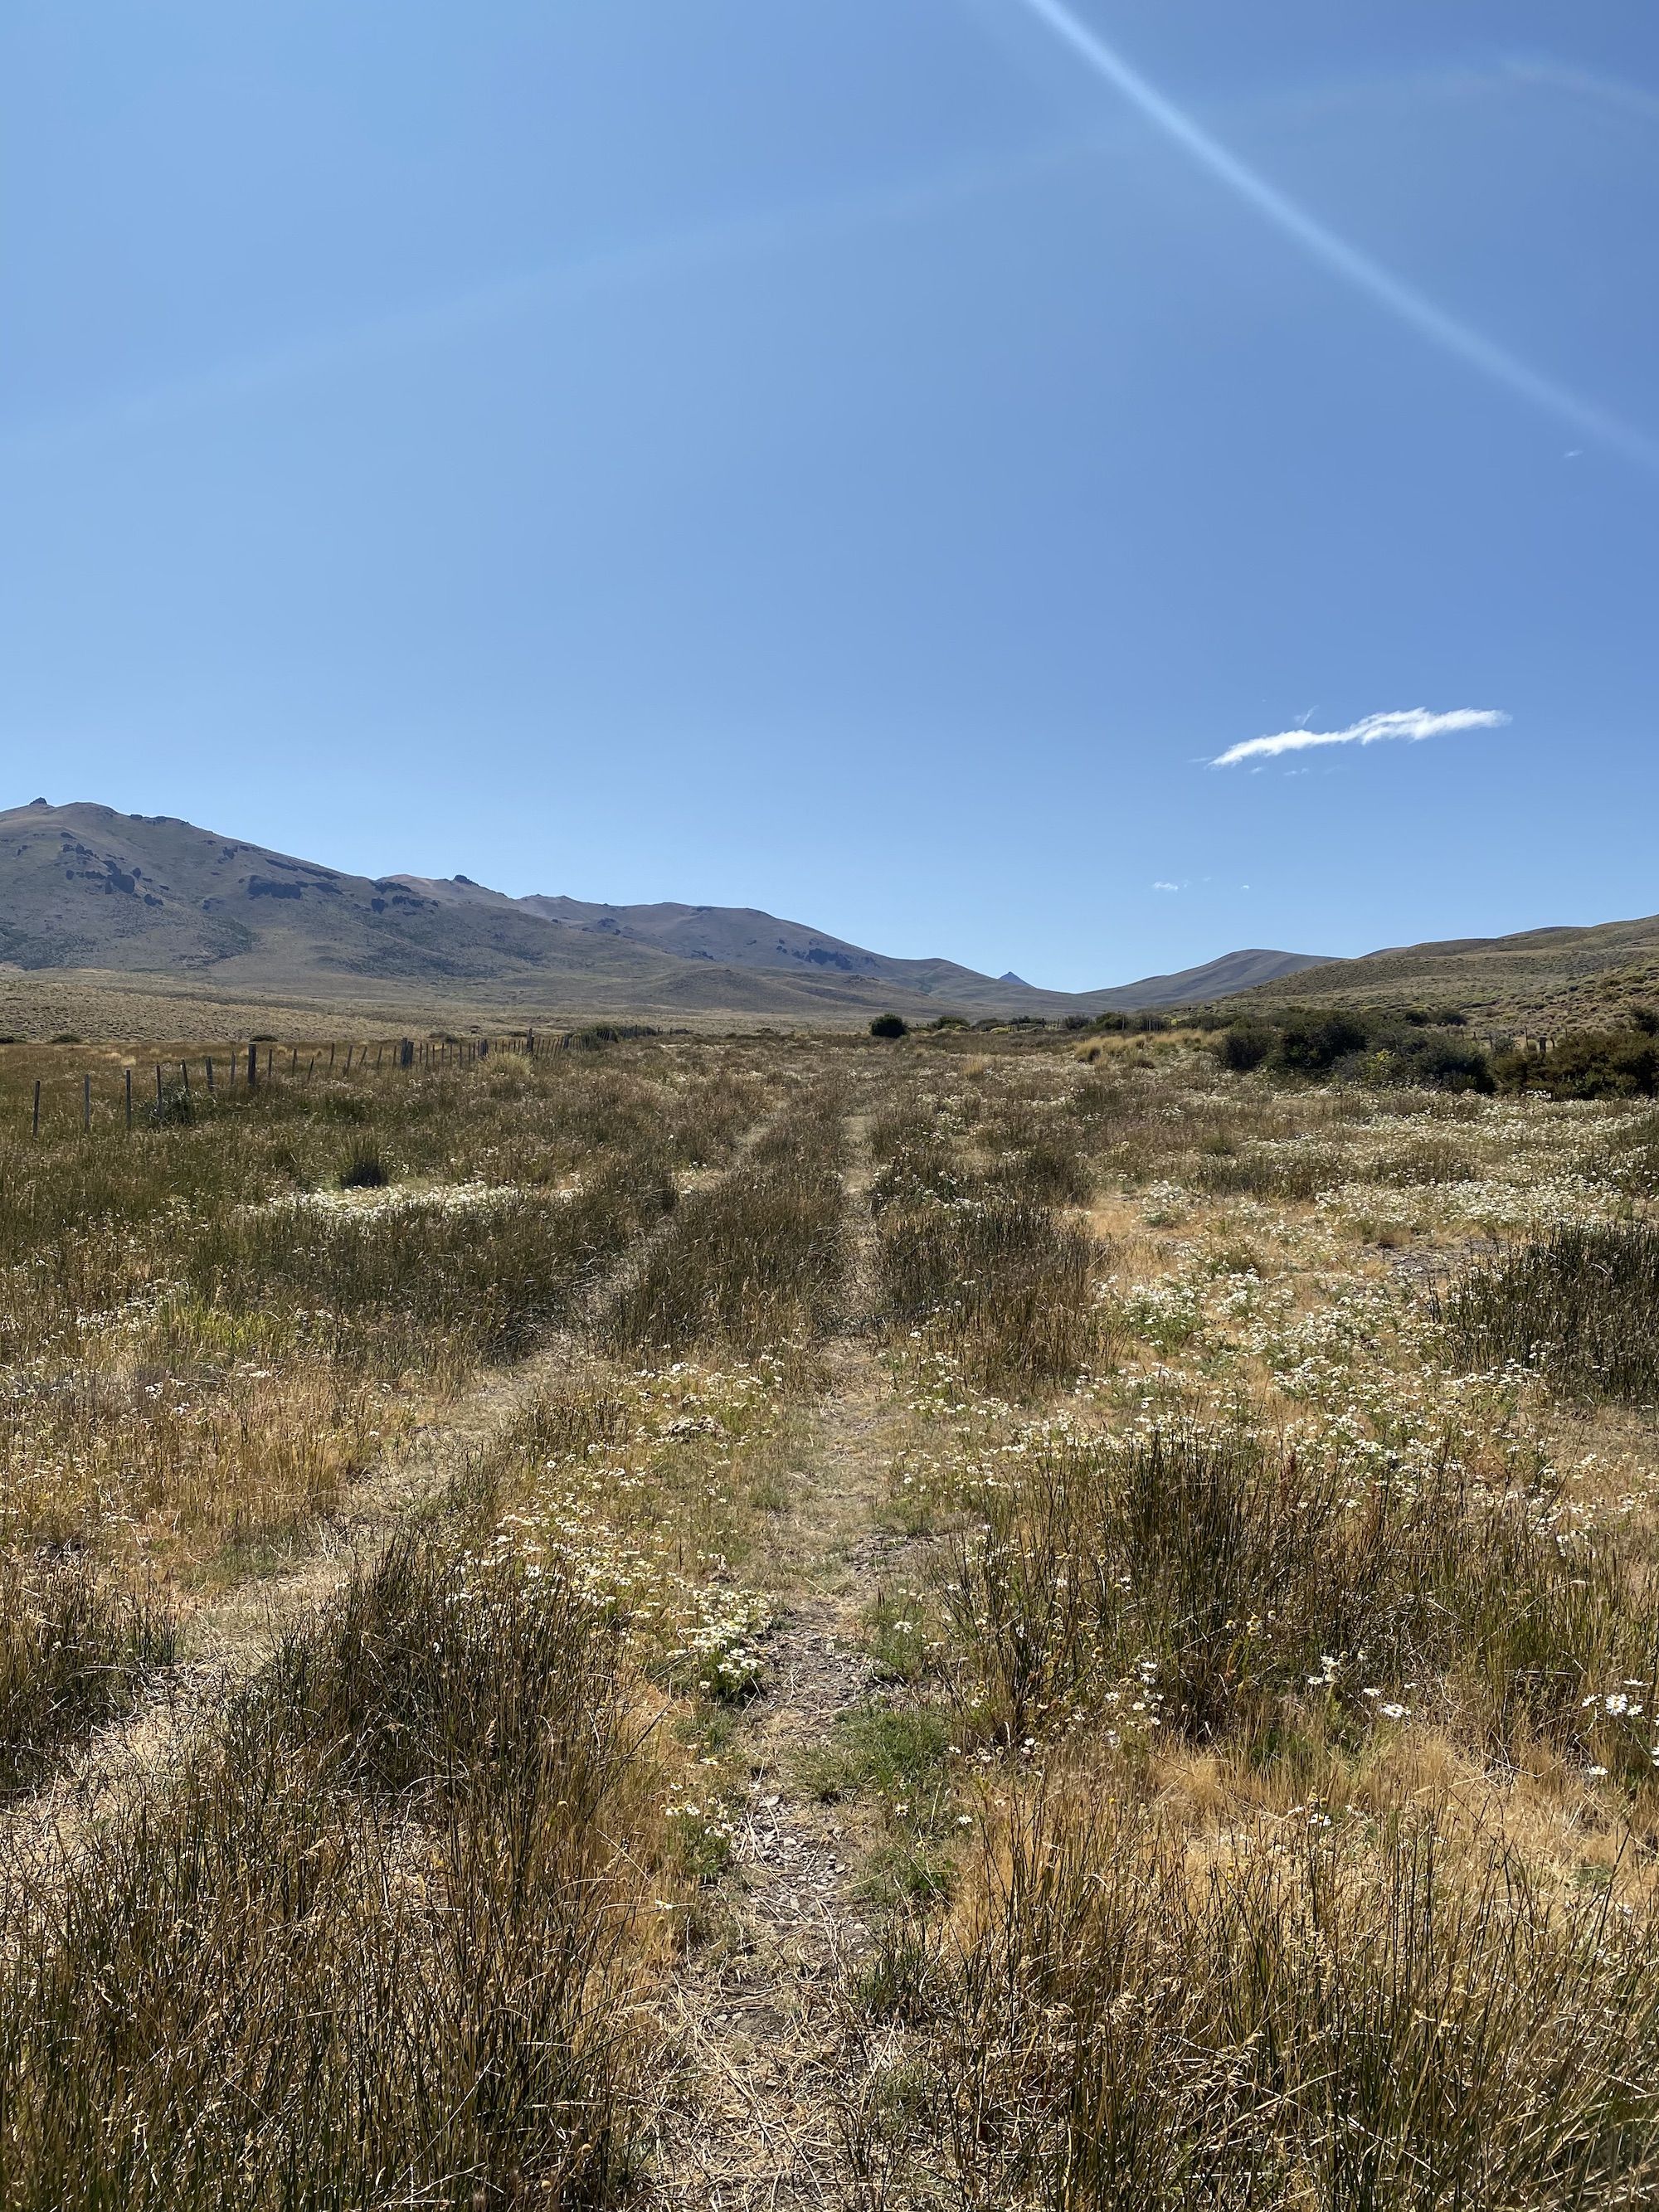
{"left": 0, "top": 800, "right": 1328, "bottom": 1023}
{"left": 389, "top": 869, "right": 1332, "bottom": 1012}
{"left": 1095, "top": 946, "right": 1332, "bottom": 1009}
{"left": 1229, "top": 912, "right": 1659, "bottom": 1032}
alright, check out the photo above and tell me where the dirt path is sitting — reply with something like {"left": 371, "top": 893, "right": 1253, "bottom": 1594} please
{"left": 649, "top": 1120, "right": 909, "bottom": 2210}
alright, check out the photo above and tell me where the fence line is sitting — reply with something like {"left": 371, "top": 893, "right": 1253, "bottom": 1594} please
{"left": 9, "top": 1023, "right": 664, "bottom": 1137}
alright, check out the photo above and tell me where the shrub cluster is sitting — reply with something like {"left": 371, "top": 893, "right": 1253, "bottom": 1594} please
{"left": 1495, "top": 1021, "right": 1659, "bottom": 1099}
{"left": 1215, "top": 1007, "right": 1493, "bottom": 1091}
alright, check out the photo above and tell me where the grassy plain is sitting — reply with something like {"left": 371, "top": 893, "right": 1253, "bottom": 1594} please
{"left": 2, "top": 1025, "right": 1658, "bottom": 2206}
{"left": 0, "top": 964, "right": 828, "bottom": 1043}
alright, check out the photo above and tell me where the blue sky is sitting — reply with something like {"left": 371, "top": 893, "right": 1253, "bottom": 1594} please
{"left": 2, "top": 1, "right": 1655, "bottom": 990}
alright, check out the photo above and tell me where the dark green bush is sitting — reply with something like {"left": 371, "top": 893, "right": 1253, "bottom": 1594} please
{"left": 1214, "top": 1009, "right": 1492, "bottom": 1092}
{"left": 1363, "top": 1031, "right": 1494, "bottom": 1094}
{"left": 1273, "top": 1011, "right": 1371, "bottom": 1075}
{"left": 870, "top": 1014, "right": 909, "bottom": 1040}
{"left": 1216, "top": 1023, "right": 1272, "bottom": 1073}
{"left": 1496, "top": 1028, "right": 1659, "bottom": 1100}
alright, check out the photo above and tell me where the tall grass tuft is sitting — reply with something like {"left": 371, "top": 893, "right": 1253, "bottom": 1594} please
{"left": 0, "top": 1538, "right": 653, "bottom": 2208}
{"left": 855, "top": 1789, "right": 1659, "bottom": 2210}
{"left": 869, "top": 1084, "right": 1102, "bottom": 1394}
{"left": 1436, "top": 1219, "right": 1659, "bottom": 1404}
{"left": 878, "top": 1194, "right": 1100, "bottom": 1397}
{"left": 941, "top": 1423, "right": 1652, "bottom": 1760}
{"left": 0, "top": 1553, "right": 177, "bottom": 1794}
{"left": 189, "top": 1151, "right": 676, "bottom": 1371}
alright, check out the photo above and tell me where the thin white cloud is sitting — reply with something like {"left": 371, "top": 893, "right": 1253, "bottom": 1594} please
{"left": 0, "top": 134, "right": 1108, "bottom": 459}
{"left": 1213, "top": 706, "right": 1507, "bottom": 769}
{"left": 1151, "top": 880, "right": 1181, "bottom": 891}
{"left": 1504, "top": 56, "right": 1659, "bottom": 126}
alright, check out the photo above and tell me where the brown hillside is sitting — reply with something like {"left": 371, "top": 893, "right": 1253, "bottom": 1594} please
{"left": 1231, "top": 911, "right": 1659, "bottom": 1031}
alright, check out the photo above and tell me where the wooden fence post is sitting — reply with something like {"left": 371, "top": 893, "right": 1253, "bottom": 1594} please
{"left": 83, "top": 1072, "right": 90, "bottom": 1133}
{"left": 206, "top": 1057, "right": 214, "bottom": 1095}
{"left": 247, "top": 1042, "right": 258, "bottom": 1090}
{"left": 155, "top": 1064, "right": 163, "bottom": 1108}
{"left": 125, "top": 1067, "right": 133, "bottom": 1130}
{"left": 180, "top": 1062, "right": 190, "bottom": 1098}
{"left": 32, "top": 1079, "right": 40, "bottom": 1136}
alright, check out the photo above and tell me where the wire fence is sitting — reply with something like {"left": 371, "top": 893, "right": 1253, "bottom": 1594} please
{"left": 14, "top": 1024, "right": 663, "bottom": 1138}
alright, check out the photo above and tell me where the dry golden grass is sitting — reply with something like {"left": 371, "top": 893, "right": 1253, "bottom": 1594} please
{"left": 5, "top": 1026, "right": 1659, "bottom": 2207}
{"left": 844, "top": 1037, "right": 1659, "bottom": 2208}
{"left": 0, "top": 1034, "right": 859, "bottom": 2206}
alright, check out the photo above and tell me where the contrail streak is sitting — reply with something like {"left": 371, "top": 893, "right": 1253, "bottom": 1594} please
{"left": 1008, "top": 0, "right": 1659, "bottom": 475}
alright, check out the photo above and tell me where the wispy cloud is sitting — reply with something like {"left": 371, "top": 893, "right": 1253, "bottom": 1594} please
{"left": 0, "top": 134, "right": 1108, "bottom": 459}
{"left": 1212, "top": 706, "right": 1507, "bottom": 769}
{"left": 1151, "top": 880, "right": 1181, "bottom": 891}
{"left": 1503, "top": 55, "right": 1659, "bottom": 125}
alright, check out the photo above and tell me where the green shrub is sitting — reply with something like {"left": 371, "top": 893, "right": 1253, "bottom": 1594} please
{"left": 871, "top": 1014, "right": 909, "bottom": 1040}
{"left": 1496, "top": 1029, "right": 1659, "bottom": 1100}
{"left": 1214, "top": 1009, "right": 1492, "bottom": 1092}
{"left": 1215, "top": 1023, "right": 1272, "bottom": 1073}
{"left": 1273, "top": 1010, "right": 1370, "bottom": 1075}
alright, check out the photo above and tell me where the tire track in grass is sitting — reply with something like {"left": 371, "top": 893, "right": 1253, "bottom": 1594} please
{"left": 0, "top": 1116, "right": 781, "bottom": 1891}
{"left": 649, "top": 1113, "right": 922, "bottom": 2210}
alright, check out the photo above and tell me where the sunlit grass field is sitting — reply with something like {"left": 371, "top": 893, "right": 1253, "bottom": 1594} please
{"left": 3, "top": 1023, "right": 1659, "bottom": 2206}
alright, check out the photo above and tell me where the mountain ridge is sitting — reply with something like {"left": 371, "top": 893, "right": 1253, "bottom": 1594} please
{"left": 0, "top": 800, "right": 1330, "bottom": 1020}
